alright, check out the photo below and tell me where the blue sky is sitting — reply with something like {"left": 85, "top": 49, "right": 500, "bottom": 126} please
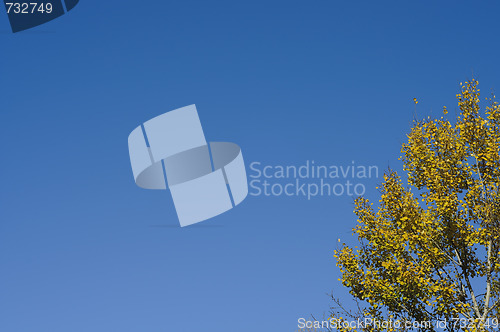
{"left": 1, "top": 1, "right": 500, "bottom": 331}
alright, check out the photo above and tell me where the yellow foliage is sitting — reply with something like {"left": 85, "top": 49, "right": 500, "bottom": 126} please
{"left": 334, "top": 80, "right": 500, "bottom": 331}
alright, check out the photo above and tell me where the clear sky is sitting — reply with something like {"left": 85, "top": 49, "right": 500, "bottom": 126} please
{"left": 1, "top": 1, "right": 500, "bottom": 331}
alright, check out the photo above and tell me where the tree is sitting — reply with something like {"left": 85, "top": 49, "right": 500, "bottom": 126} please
{"left": 333, "top": 79, "right": 500, "bottom": 331}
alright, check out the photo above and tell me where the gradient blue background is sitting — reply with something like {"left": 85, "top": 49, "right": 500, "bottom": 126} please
{"left": 1, "top": 1, "right": 500, "bottom": 331}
